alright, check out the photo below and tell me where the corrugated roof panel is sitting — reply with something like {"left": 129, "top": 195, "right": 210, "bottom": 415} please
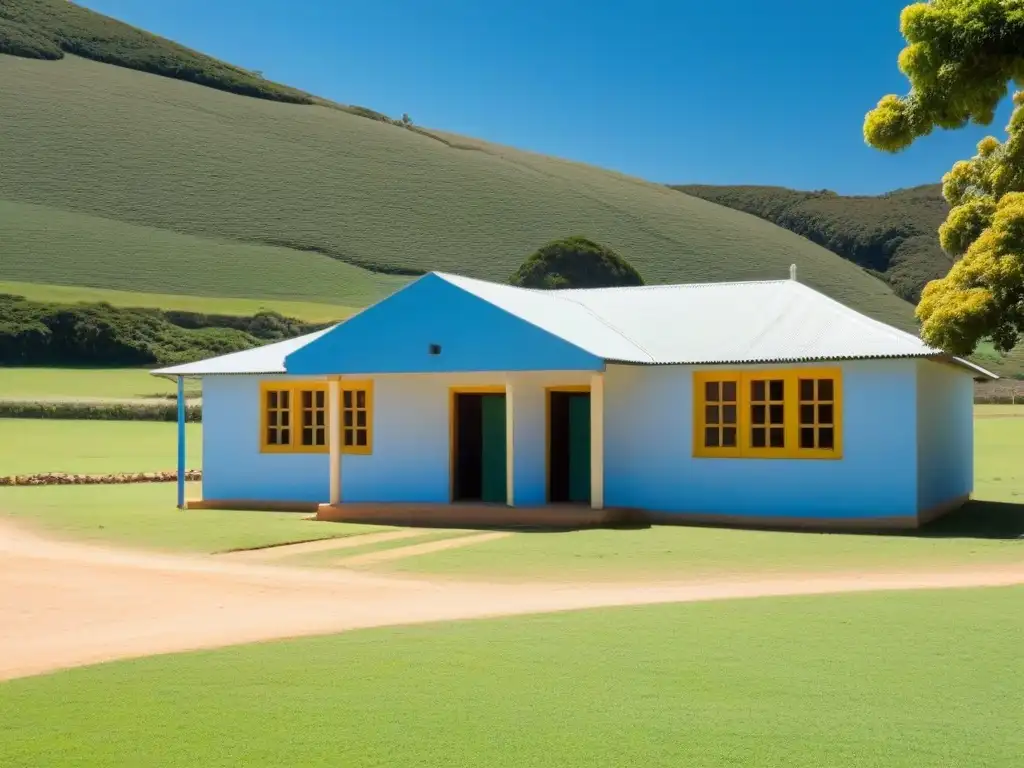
{"left": 151, "top": 325, "right": 337, "bottom": 377}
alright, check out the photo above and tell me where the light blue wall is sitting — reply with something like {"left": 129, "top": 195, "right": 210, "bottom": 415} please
{"left": 602, "top": 360, "right": 920, "bottom": 520}
{"left": 202, "top": 376, "right": 329, "bottom": 502}
{"left": 285, "top": 274, "right": 602, "bottom": 375}
{"left": 916, "top": 360, "right": 974, "bottom": 511}
{"left": 200, "top": 371, "right": 591, "bottom": 505}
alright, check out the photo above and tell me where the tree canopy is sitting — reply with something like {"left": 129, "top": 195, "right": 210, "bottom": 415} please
{"left": 509, "top": 236, "right": 644, "bottom": 290}
{"left": 863, "top": 0, "right": 1024, "bottom": 355}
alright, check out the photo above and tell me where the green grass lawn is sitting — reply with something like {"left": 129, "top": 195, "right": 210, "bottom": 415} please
{"left": 0, "top": 419, "right": 201, "bottom": 475}
{"left": 2, "top": 587, "right": 1020, "bottom": 767}
{"left": 0, "top": 483, "right": 383, "bottom": 553}
{"left": 382, "top": 417, "right": 1024, "bottom": 580}
{"left": 0, "top": 368, "right": 200, "bottom": 400}
{"left": 0, "top": 280, "right": 354, "bottom": 324}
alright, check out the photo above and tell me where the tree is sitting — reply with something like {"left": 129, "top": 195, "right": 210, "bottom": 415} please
{"left": 509, "top": 236, "right": 644, "bottom": 290}
{"left": 863, "top": 0, "right": 1024, "bottom": 355}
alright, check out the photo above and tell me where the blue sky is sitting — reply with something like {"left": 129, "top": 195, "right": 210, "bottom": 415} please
{"left": 81, "top": 0, "right": 1013, "bottom": 195}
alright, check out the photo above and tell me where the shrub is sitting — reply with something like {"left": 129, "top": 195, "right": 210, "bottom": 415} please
{"left": 509, "top": 236, "right": 645, "bottom": 290}
{"left": 0, "top": 400, "right": 202, "bottom": 422}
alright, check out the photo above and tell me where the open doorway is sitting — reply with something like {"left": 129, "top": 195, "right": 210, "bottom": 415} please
{"left": 548, "top": 390, "right": 591, "bottom": 503}
{"left": 451, "top": 392, "right": 507, "bottom": 503}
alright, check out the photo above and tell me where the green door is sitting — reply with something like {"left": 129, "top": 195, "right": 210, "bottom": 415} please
{"left": 567, "top": 394, "right": 591, "bottom": 503}
{"left": 480, "top": 394, "right": 507, "bottom": 503}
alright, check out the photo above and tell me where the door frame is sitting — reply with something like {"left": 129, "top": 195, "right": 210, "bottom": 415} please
{"left": 544, "top": 385, "right": 591, "bottom": 502}
{"left": 448, "top": 385, "right": 507, "bottom": 502}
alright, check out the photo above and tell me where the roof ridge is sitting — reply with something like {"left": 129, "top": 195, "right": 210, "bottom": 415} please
{"left": 545, "top": 291, "right": 657, "bottom": 362}
{"left": 788, "top": 281, "right": 932, "bottom": 349}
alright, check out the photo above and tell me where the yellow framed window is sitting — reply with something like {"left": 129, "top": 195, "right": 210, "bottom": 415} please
{"left": 693, "top": 368, "right": 842, "bottom": 459}
{"left": 693, "top": 372, "right": 741, "bottom": 457}
{"left": 298, "top": 387, "right": 328, "bottom": 449}
{"left": 262, "top": 386, "right": 293, "bottom": 451}
{"left": 341, "top": 380, "right": 373, "bottom": 455}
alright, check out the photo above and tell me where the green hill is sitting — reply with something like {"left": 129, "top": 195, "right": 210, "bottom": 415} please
{"left": 672, "top": 184, "right": 950, "bottom": 303}
{"left": 0, "top": 51, "right": 914, "bottom": 330}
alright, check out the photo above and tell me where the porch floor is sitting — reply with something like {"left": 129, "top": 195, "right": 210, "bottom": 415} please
{"left": 315, "top": 502, "right": 631, "bottom": 530}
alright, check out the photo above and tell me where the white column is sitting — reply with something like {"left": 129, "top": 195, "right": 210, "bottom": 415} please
{"left": 590, "top": 372, "right": 605, "bottom": 510}
{"left": 329, "top": 377, "right": 341, "bottom": 505}
{"left": 505, "top": 379, "right": 515, "bottom": 507}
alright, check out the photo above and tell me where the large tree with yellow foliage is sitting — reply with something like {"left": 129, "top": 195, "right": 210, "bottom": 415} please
{"left": 864, "top": 0, "right": 1024, "bottom": 356}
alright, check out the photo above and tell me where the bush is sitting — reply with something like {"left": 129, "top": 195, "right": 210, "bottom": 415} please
{"left": 509, "top": 236, "right": 645, "bottom": 290}
{"left": 0, "top": 400, "right": 202, "bottom": 422}
{"left": 0, "top": 17, "right": 61, "bottom": 58}
{"left": 0, "top": 294, "right": 331, "bottom": 367}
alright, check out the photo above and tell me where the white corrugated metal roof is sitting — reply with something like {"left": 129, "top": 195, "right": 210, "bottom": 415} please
{"left": 152, "top": 272, "right": 996, "bottom": 378}
{"left": 151, "top": 325, "right": 336, "bottom": 377}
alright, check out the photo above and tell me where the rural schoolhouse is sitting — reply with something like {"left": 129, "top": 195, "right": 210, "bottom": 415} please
{"left": 154, "top": 269, "right": 994, "bottom": 529}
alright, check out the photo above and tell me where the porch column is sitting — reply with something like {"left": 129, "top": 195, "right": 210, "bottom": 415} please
{"left": 176, "top": 376, "right": 186, "bottom": 509}
{"left": 505, "top": 380, "right": 515, "bottom": 506}
{"left": 590, "top": 372, "right": 605, "bottom": 510}
{"left": 329, "top": 377, "right": 341, "bottom": 505}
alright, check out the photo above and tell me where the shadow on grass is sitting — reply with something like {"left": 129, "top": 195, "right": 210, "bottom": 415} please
{"left": 908, "top": 500, "right": 1024, "bottom": 541}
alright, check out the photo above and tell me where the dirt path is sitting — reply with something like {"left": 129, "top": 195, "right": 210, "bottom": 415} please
{"left": 338, "top": 531, "right": 511, "bottom": 566}
{"left": 2, "top": 519, "right": 1023, "bottom": 682}
{"left": 220, "top": 529, "right": 432, "bottom": 561}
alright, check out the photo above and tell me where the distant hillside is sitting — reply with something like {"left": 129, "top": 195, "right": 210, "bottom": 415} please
{"left": 0, "top": 53, "right": 916, "bottom": 333}
{"left": 672, "top": 184, "right": 950, "bottom": 303}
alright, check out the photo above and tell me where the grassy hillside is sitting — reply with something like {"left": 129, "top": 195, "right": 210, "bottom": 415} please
{"left": 0, "top": 0, "right": 311, "bottom": 103}
{"left": 0, "top": 53, "right": 917, "bottom": 332}
{"left": 672, "top": 183, "right": 950, "bottom": 303}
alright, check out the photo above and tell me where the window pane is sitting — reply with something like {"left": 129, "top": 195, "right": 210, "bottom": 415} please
{"left": 355, "top": 429, "right": 368, "bottom": 447}
{"left": 800, "top": 427, "right": 815, "bottom": 448}
{"left": 343, "top": 391, "right": 353, "bottom": 408}
{"left": 705, "top": 381, "right": 720, "bottom": 401}
{"left": 751, "top": 380, "right": 765, "bottom": 401}
{"left": 705, "top": 405, "right": 720, "bottom": 425}
{"left": 769, "top": 379, "right": 784, "bottom": 401}
{"left": 722, "top": 381, "right": 736, "bottom": 401}
{"left": 769, "top": 404, "right": 784, "bottom": 424}
{"left": 722, "top": 427, "right": 737, "bottom": 447}
{"left": 799, "top": 404, "right": 815, "bottom": 425}
{"left": 303, "top": 410, "right": 312, "bottom": 427}
{"left": 315, "top": 411, "right": 325, "bottom": 427}
{"left": 280, "top": 391, "right": 290, "bottom": 408}
{"left": 704, "top": 427, "right": 720, "bottom": 447}
{"left": 301, "top": 427, "right": 313, "bottom": 445}
{"left": 769, "top": 427, "right": 785, "bottom": 448}
{"left": 819, "top": 427, "right": 834, "bottom": 449}
{"left": 302, "top": 390, "right": 312, "bottom": 408}
{"left": 281, "top": 411, "right": 290, "bottom": 427}
{"left": 356, "top": 410, "right": 367, "bottom": 427}
{"left": 356, "top": 390, "right": 366, "bottom": 408}
{"left": 799, "top": 379, "right": 814, "bottom": 401}
{"left": 280, "top": 428, "right": 290, "bottom": 444}
{"left": 818, "top": 379, "right": 834, "bottom": 400}
{"left": 315, "top": 391, "right": 325, "bottom": 407}
{"left": 722, "top": 404, "right": 737, "bottom": 425}
{"left": 267, "top": 427, "right": 277, "bottom": 445}
{"left": 751, "top": 404, "right": 766, "bottom": 425}
{"left": 818, "top": 404, "right": 833, "bottom": 425}
{"left": 315, "top": 427, "right": 326, "bottom": 446}
{"left": 268, "top": 391, "right": 278, "bottom": 408}
{"left": 344, "top": 428, "right": 354, "bottom": 446}
{"left": 751, "top": 427, "right": 766, "bottom": 448}
{"left": 344, "top": 411, "right": 353, "bottom": 427}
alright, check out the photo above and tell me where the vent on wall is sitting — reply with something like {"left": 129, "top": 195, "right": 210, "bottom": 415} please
{"left": 428, "top": 344, "right": 442, "bottom": 356}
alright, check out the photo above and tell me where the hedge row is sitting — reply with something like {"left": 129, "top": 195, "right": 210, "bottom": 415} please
{"left": 0, "top": 400, "right": 202, "bottom": 422}
{"left": 0, "top": 470, "right": 201, "bottom": 486}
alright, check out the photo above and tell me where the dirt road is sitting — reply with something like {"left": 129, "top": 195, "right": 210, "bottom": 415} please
{"left": 3, "top": 519, "right": 1023, "bottom": 682}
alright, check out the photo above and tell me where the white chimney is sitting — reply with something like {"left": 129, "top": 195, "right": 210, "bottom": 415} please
{"left": 789, "top": 263, "right": 798, "bottom": 281}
